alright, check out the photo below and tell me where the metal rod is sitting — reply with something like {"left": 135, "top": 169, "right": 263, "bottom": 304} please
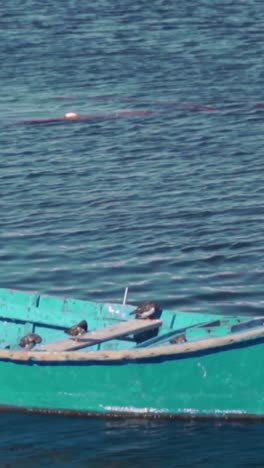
{"left": 122, "top": 287, "right": 128, "bottom": 305}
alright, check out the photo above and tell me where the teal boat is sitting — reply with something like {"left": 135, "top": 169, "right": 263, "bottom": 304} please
{"left": 0, "top": 287, "right": 263, "bottom": 419}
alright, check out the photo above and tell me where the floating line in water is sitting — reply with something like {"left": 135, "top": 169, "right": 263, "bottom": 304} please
{"left": 11, "top": 100, "right": 264, "bottom": 125}
{"left": 12, "top": 109, "right": 154, "bottom": 125}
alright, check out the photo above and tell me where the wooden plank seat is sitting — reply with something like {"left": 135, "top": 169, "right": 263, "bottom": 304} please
{"left": 41, "top": 319, "right": 162, "bottom": 352}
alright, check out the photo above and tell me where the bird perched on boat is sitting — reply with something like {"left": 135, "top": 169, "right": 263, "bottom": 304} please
{"left": 19, "top": 333, "right": 42, "bottom": 350}
{"left": 170, "top": 334, "right": 187, "bottom": 344}
{"left": 130, "top": 301, "right": 161, "bottom": 320}
{"left": 130, "top": 301, "right": 162, "bottom": 344}
{"left": 64, "top": 320, "right": 88, "bottom": 340}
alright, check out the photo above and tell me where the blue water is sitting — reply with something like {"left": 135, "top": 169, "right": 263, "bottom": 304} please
{"left": 1, "top": 0, "right": 264, "bottom": 465}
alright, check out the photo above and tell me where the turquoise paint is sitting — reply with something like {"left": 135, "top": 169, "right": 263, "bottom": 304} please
{"left": 0, "top": 288, "right": 262, "bottom": 418}
{"left": 0, "top": 341, "right": 263, "bottom": 417}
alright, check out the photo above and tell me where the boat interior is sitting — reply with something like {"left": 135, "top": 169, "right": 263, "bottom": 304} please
{"left": 0, "top": 289, "right": 262, "bottom": 352}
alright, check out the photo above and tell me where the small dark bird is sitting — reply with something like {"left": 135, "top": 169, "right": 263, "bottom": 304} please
{"left": 64, "top": 320, "right": 88, "bottom": 340}
{"left": 170, "top": 334, "right": 187, "bottom": 345}
{"left": 130, "top": 301, "right": 161, "bottom": 320}
{"left": 19, "top": 333, "right": 42, "bottom": 350}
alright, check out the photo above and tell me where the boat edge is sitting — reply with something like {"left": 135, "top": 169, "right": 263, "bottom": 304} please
{"left": 0, "top": 325, "right": 263, "bottom": 362}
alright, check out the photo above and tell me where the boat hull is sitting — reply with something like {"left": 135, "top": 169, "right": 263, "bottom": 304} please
{"left": 2, "top": 337, "right": 264, "bottom": 419}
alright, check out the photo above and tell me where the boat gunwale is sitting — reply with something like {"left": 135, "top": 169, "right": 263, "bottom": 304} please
{"left": 0, "top": 325, "right": 264, "bottom": 363}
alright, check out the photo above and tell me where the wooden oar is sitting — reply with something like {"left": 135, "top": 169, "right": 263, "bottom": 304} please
{"left": 135, "top": 319, "right": 223, "bottom": 348}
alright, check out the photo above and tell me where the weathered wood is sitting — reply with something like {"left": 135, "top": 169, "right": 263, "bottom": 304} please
{"left": 42, "top": 319, "right": 162, "bottom": 351}
{"left": 0, "top": 325, "right": 263, "bottom": 363}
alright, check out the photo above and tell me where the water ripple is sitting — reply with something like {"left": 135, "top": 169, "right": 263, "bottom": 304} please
{"left": 1, "top": 0, "right": 264, "bottom": 464}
